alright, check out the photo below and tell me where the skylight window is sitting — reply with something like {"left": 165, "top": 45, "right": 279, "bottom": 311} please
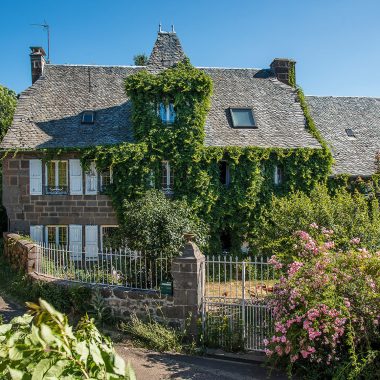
{"left": 345, "top": 128, "right": 355, "bottom": 137}
{"left": 81, "top": 111, "right": 95, "bottom": 124}
{"left": 229, "top": 108, "right": 256, "bottom": 128}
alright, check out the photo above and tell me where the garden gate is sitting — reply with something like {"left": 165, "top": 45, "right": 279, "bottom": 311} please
{"left": 201, "top": 255, "right": 275, "bottom": 352}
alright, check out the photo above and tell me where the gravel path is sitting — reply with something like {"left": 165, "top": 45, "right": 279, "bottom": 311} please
{"left": 115, "top": 345, "right": 286, "bottom": 380}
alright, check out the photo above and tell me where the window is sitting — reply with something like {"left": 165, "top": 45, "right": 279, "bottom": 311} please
{"left": 159, "top": 103, "right": 176, "bottom": 124}
{"left": 45, "top": 161, "right": 68, "bottom": 194}
{"left": 81, "top": 111, "right": 95, "bottom": 124}
{"left": 345, "top": 128, "right": 355, "bottom": 137}
{"left": 229, "top": 108, "right": 256, "bottom": 128}
{"left": 101, "top": 225, "right": 120, "bottom": 250}
{"left": 100, "top": 168, "right": 113, "bottom": 192}
{"left": 219, "top": 161, "right": 230, "bottom": 186}
{"left": 274, "top": 165, "right": 283, "bottom": 185}
{"left": 85, "top": 162, "right": 98, "bottom": 195}
{"left": 46, "top": 226, "right": 68, "bottom": 247}
{"left": 161, "top": 161, "right": 174, "bottom": 195}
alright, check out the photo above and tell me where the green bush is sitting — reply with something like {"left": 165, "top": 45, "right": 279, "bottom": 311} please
{"left": 254, "top": 183, "right": 380, "bottom": 256}
{"left": 120, "top": 189, "right": 209, "bottom": 258}
{"left": 265, "top": 226, "right": 380, "bottom": 379}
{"left": 120, "top": 314, "right": 186, "bottom": 353}
{"left": 0, "top": 299, "right": 135, "bottom": 379}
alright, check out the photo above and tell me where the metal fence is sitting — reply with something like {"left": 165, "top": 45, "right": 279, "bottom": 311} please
{"left": 202, "top": 255, "right": 275, "bottom": 352}
{"left": 35, "top": 244, "right": 171, "bottom": 291}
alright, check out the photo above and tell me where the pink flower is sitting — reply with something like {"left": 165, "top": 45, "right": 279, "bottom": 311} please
{"left": 268, "top": 255, "right": 283, "bottom": 270}
{"left": 301, "top": 350, "right": 310, "bottom": 358}
{"left": 290, "top": 354, "right": 299, "bottom": 363}
{"left": 263, "top": 338, "right": 269, "bottom": 346}
{"left": 310, "top": 222, "right": 319, "bottom": 229}
{"left": 350, "top": 237, "right": 360, "bottom": 245}
{"left": 344, "top": 299, "right": 351, "bottom": 308}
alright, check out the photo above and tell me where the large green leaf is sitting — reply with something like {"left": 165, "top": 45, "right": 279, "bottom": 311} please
{"left": 31, "top": 359, "right": 54, "bottom": 380}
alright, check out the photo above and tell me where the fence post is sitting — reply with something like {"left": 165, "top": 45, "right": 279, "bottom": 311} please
{"left": 171, "top": 234, "right": 205, "bottom": 336}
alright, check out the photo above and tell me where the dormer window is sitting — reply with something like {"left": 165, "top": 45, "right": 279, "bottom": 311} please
{"left": 229, "top": 108, "right": 256, "bottom": 128}
{"left": 81, "top": 111, "right": 95, "bottom": 124}
{"left": 159, "top": 103, "right": 176, "bottom": 124}
{"left": 345, "top": 128, "right": 355, "bottom": 138}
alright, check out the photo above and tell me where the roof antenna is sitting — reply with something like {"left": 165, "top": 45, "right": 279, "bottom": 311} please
{"left": 171, "top": 24, "right": 175, "bottom": 33}
{"left": 158, "top": 22, "right": 162, "bottom": 33}
{"left": 31, "top": 20, "right": 50, "bottom": 63}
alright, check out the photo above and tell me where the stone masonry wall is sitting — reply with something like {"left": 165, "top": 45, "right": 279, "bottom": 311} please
{"left": 3, "top": 233, "right": 204, "bottom": 332}
{"left": 2, "top": 152, "right": 117, "bottom": 233}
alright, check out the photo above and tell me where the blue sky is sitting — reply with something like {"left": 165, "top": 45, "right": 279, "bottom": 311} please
{"left": 1, "top": 0, "right": 379, "bottom": 96}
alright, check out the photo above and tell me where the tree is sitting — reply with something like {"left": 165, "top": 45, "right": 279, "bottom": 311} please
{"left": 254, "top": 183, "right": 380, "bottom": 256}
{"left": 119, "top": 189, "right": 208, "bottom": 258}
{"left": 0, "top": 84, "right": 16, "bottom": 140}
{"left": 133, "top": 54, "right": 148, "bottom": 66}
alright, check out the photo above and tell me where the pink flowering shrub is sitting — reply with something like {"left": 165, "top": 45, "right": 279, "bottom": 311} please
{"left": 266, "top": 225, "right": 380, "bottom": 379}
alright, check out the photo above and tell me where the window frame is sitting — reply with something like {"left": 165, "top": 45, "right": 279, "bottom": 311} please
{"left": 81, "top": 111, "right": 95, "bottom": 124}
{"left": 158, "top": 103, "right": 176, "bottom": 124}
{"left": 45, "top": 225, "right": 68, "bottom": 247}
{"left": 218, "top": 160, "right": 230, "bottom": 186}
{"left": 229, "top": 107, "right": 256, "bottom": 129}
{"left": 45, "top": 160, "right": 68, "bottom": 195}
{"left": 100, "top": 167, "right": 113, "bottom": 193}
{"left": 161, "top": 160, "right": 174, "bottom": 195}
{"left": 100, "top": 225, "right": 119, "bottom": 251}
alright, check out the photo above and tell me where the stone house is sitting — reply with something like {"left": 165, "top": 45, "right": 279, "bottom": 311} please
{"left": 1, "top": 28, "right": 379, "bottom": 255}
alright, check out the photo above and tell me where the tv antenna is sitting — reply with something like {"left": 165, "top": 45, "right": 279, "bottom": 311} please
{"left": 31, "top": 21, "right": 50, "bottom": 63}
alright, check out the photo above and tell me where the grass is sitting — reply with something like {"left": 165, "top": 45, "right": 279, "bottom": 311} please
{"left": 205, "top": 279, "right": 276, "bottom": 300}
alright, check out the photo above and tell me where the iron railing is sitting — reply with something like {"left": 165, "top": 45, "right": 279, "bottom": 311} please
{"left": 35, "top": 243, "right": 171, "bottom": 291}
{"left": 202, "top": 255, "right": 276, "bottom": 352}
{"left": 44, "top": 185, "right": 69, "bottom": 195}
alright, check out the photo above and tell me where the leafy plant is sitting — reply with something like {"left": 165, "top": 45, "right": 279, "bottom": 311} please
{"left": 89, "top": 288, "right": 112, "bottom": 326}
{"left": 133, "top": 54, "right": 148, "bottom": 66}
{"left": 255, "top": 183, "right": 380, "bottom": 256}
{"left": 120, "top": 313, "right": 184, "bottom": 353}
{"left": 265, "top": 225, "right": 380, "bottom": 379}
{"left": 0, "top": 299, "right": 135, "bottom": 379}
{"left": 120, "top": 189, "right": 208, "bottom": 258}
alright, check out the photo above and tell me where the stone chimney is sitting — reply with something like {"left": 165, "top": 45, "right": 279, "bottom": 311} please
{"left": 270, "top": 58, "right": 296, "bottom": 86}
{"left": 30, "top": 47, "right": 46, "bottom": 84}
{"left": 147, "top": 26, "right": 186, "bottom": 69}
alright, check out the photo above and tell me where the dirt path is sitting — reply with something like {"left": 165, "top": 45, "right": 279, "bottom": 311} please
{"left": 0, "top": 295, "right": 25, "bottom": 322}
{"left": 115, "top": 345, "right": 286, "bottom": 380}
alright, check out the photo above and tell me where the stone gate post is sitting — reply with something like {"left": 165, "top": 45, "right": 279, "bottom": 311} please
{"left": 171, "top": 236, "right": 205, "bottom": 336}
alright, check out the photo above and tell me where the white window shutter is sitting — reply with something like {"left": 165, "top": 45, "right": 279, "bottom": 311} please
{"left": 69, "top": 225, "right": 82, "bottom": 260}
{"left": 30, "top": 225, "right": 43, "bottom": 243}
{"left": 69, "top": 159, "right": 83, "bottom": 195}
{"left": 85, "top": 162, "right": 98, "bottom": 195}
{"left": 29, "top": 159, "right": 42, "bottom": 195}
{"left": 85, "top": 225, "right": 98, "bottom": 258}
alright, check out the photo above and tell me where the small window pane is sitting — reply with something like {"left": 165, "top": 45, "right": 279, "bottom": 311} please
{"left": 58, "top": 161, "right": 67, "bottom": 186}
{"left": 47, "top": 226, "right": 56, "bottom": 244}
{"left": 345, "top": 128, "right": 355, "bottom": 137}
{"left": 58, "top": 226, "right": 68, "bottom": 246}
{"left": 230, "top": 108, "right": 255, "bottom": 128}
{"left": 47, "top": 162, "right": 56, "bottom": 187}
{"left": 82, "top": 111, "right": 94, "bottom": 124}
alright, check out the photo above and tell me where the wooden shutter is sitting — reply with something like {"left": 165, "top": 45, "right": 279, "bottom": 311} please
{"left": 169, "top": 103, "right": 176, "bottom": 123}
{"left": 69, "top": 225, "right": 82, "bottom": 260}
{"left": 85, "top": 225, "right": 98, "bottom": 258}
{"left": 29, "top": 159, "right": 42, "bottom": 195}
{"left": 30, "top": 225, "right": 43, "bottom": 243}
{"left": 69, "top": 159, "right": 83, "bottom": 195}
{"left": 85, "top": 162, "right": 98, "bottom": 195}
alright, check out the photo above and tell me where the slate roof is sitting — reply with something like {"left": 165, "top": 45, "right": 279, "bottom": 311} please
{"left": 1, "top": 31, "right": 321, "bottom": 151}
{"left": 306, "top": 96, "right": 380, "bottom": 176}
{"left": 1, "top": 64, "right": 322, "bottom": 150}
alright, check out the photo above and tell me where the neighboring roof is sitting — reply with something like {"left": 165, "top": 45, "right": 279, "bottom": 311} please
{"left": 0, "top": 64, "right": 322, "bottom": 150}
{"left": 306, "top": 96, "right": 380, "bottom": 176}
{"left": 147, "top": 31, "right": 186, "bottom": 68}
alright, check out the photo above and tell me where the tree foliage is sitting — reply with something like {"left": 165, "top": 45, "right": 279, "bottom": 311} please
{"left": 119, "top": 189, "right": 208, "bottom": 258}
{"left": 0, "top": 299, "right": 135, "bottom": 379}
{"left": 133, "top": 54, "right": 148, "bottom": 66}
{"left": 255, "top": 183, "right": 380, "bottom": 256}
{"left": 0, "top": 84, "right": 16, "bottom": 141}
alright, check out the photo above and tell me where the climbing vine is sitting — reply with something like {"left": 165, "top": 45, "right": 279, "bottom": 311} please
{"left": 80, "top": 60, "right": 333, "bottom": 253}
{"left": 2, "top": 60, "right": 334, "bottom": 253}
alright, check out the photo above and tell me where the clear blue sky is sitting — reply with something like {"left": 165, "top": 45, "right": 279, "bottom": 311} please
{"left": 1, "top": 0, "right": 379, "bottom": 96}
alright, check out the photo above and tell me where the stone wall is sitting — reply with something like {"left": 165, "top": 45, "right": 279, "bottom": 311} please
{"left": 3, "top": 152, "right": 117, "bottom": 233}
{"left": 3, "top": 233, "right": 204, "bottom": 332}
{"left": 3, "top": 232, "right": 38, "bottom": 273}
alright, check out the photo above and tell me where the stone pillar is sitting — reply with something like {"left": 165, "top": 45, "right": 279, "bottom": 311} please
{"left": 171, "top": 236, "right": 205, "bottom": 336}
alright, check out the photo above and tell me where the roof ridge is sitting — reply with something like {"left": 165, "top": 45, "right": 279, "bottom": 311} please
{"left": 306, "top": 95, "right": 380, "bottom": 99}
{"left": 46, "top": 64, "right": 144, "bottom": 68}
